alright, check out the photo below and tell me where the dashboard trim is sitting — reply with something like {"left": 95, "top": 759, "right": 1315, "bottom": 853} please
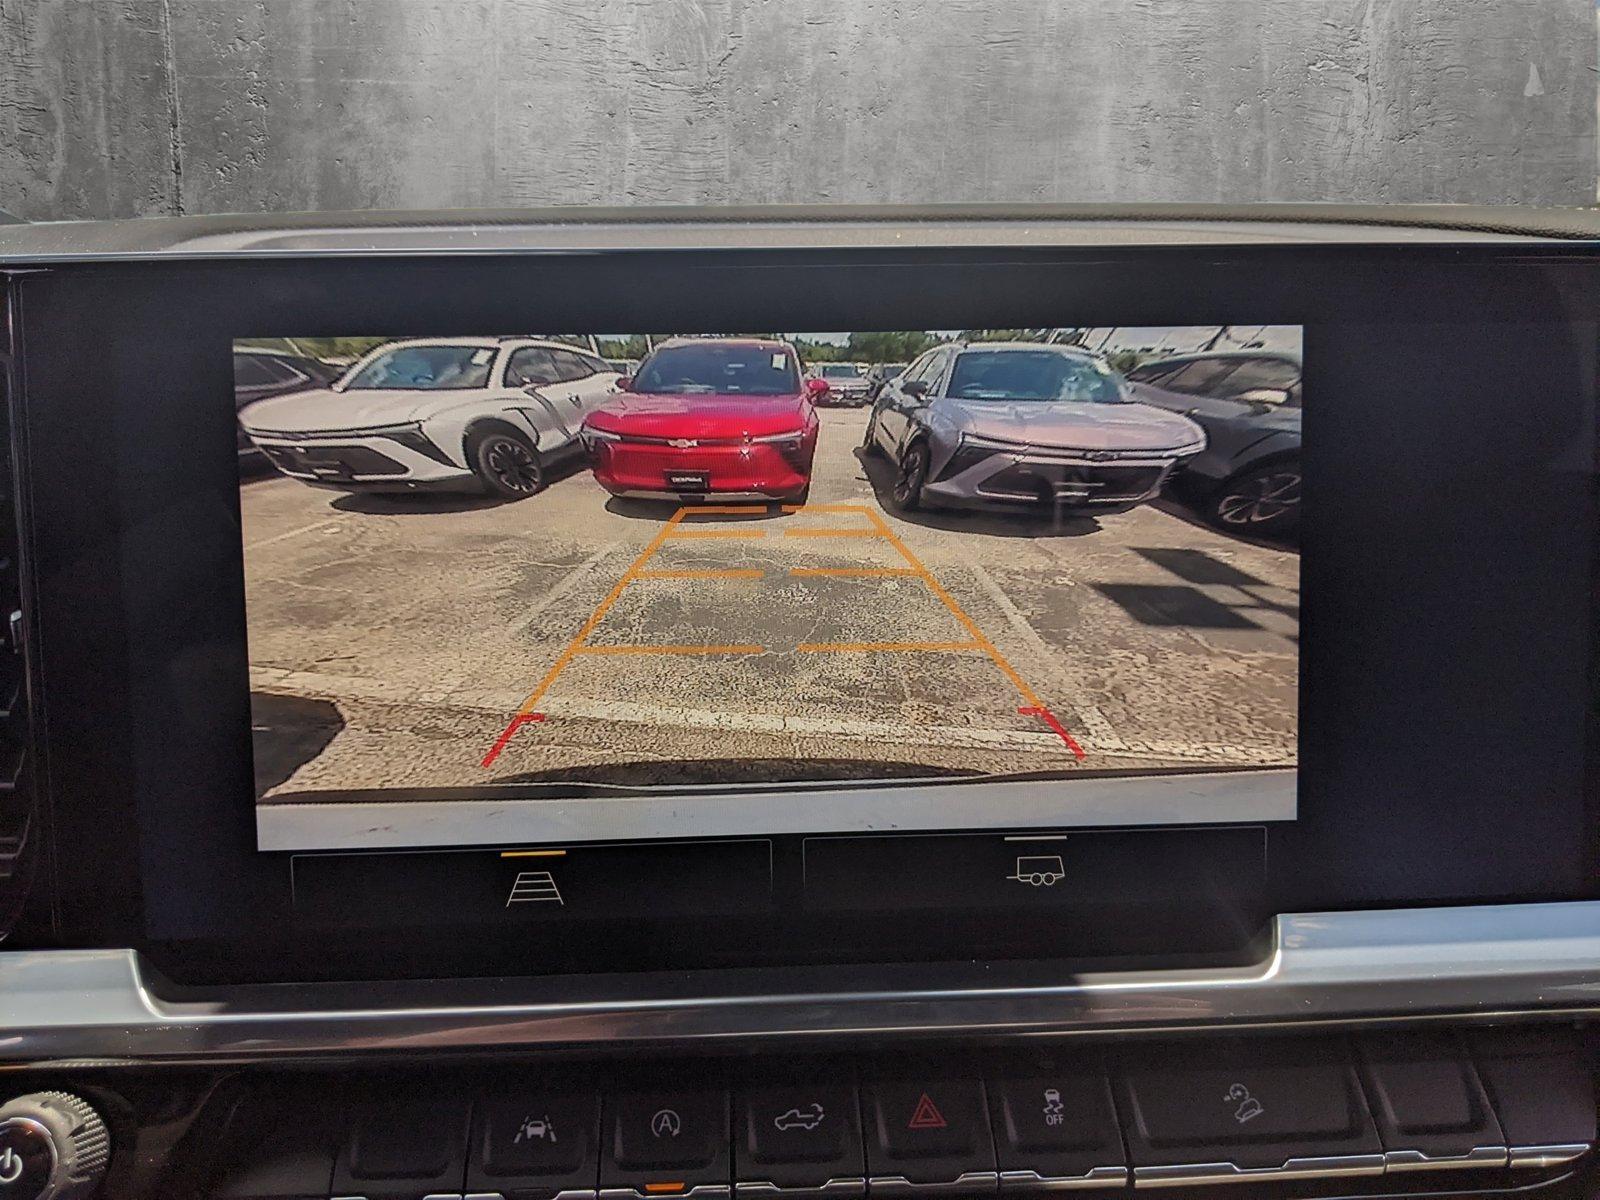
{"left": 0, "top": 204, "right": 1585, "bottom": 265}
{"left": 3, "top": 902, "right": 1600, "bottom": 1066}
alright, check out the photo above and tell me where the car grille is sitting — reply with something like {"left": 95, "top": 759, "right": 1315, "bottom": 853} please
{"left": 980, "top": 463, "right": 1166, "bottom": 503}
{"left": 260, "top": 444, "right": 408, "bottom": 477}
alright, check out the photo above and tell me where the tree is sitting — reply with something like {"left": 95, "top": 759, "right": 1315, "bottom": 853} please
{"left": 844, "top": 330, "right": 945, "bottom": 363}
{"left": 595, "top": 335, "right": 676, "bottom": 359}
{"left": 956, "top": 329, "right": 1057, "bottom": 344}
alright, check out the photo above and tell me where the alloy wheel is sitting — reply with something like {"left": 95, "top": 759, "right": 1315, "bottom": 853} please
{"left": 894, "top": 445, "right": 928, "bottom": 507}
{"left": 483, "top": 437, "right": 542, "bottom": 494}
{"left": 1216, "top": 469, "right": 1300, "bottom": 525}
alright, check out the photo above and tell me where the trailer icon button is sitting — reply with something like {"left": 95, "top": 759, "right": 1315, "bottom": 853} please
{"left": 1008, "top": 855, "right": 1066, "bottom": 887}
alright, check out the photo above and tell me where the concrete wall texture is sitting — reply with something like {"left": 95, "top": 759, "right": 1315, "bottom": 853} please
{"left": 0, "top": 0, "right": 1594, "bottom": 222}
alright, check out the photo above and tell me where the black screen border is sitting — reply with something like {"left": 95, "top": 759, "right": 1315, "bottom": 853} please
{"left": 10, "top": 240, "right": 1597, "bottom": 984}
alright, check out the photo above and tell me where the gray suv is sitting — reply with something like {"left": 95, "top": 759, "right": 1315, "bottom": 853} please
{"left": 863, "top": 342, "right": 1205, "bottom": 513}
{"left": 1126, "top": 351, "right": 1301, "bottom": 535}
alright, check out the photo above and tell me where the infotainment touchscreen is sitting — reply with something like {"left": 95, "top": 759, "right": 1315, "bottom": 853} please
{"left": 237, "top": 327, "right": 1303, "bottom": 852}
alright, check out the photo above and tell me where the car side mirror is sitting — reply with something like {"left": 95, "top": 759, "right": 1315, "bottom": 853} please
{"left": 902, "top": 379, "right": 930, "bottom": 400}
{"left": 804, "top": 377, "right": 830, "bottom": 397}
{"left": 617, "top": 376, "right": 633, "bottom": 392}
{"left": 1234, "top": 386, "right": 1291, "bottom": 409}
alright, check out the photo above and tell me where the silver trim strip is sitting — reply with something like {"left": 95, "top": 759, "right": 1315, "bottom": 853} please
{"left": 5, "top": 902, "right": 1600, "bottom": 1065}
{"left": 258, "top": 771, "right": 1295, "bottom": 851}
{"left": 1510, "top": 1143, "right": 1593, "bottom": 1169}
{"left": 601, "top": 1187, "right": 729, "bottom": 1200}
{"left": 998, "top": 1166, "right": 1129, "bottom": 1191}
{"left": 867, "top": 1171, "right": 999, "bottom": 1195}
{"left": 1132, "top": 1153, "right": 1386, "bottom": 1188}
{"left": 735, "top": 1178, "right": 865, "bottom": 1198}
{"left": 0, "top": 207, "right": 1563, "bottom": 266}
{"left": 1383, "top": 1145, "right": 1508, "bottom": 1172}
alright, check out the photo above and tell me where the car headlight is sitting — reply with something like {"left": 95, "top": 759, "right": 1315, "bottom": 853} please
{"left": 747, "top": 429, "right": 806, "bottom": 443}
{"left": 367, "top": 423, "right": 455, "bottom": 465}
{"left": 957, "top": 433, "right": 1028, "bottom": 452}
{"left": 584, "top": 426, "right": 621, "bottom": 443}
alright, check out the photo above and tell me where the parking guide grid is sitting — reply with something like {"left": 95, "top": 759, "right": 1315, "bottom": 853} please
{"left": 480, "top": 503, "right": 1086, "bottom": 768}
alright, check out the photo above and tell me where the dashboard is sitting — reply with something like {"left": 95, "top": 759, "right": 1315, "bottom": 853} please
{"left": 0, "top": 205, "right": 1595, "bottom": 1200}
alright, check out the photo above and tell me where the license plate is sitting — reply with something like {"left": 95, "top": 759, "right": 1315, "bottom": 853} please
{"left": 667, "top": 471, "right": 709, "bottom": 490}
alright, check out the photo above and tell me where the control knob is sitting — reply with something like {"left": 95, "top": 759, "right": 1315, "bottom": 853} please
{"left": 0, "top": 1093, "right": 108, "bottom": 1200}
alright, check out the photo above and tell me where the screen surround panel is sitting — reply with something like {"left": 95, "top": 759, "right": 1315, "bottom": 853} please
{"left": 7, "top": 235, "right": 1594, "bottom": 983}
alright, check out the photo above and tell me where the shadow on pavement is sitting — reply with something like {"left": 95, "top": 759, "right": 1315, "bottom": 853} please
{"left": 1133, "top": 547, "right": 1269, "bottom": 588}
{"left": 1148, "top": 494, "right": 1300, "bottom": 552}
{"left": 603, "top": 496, "right": 797, "bottom": 523}
{"left": 853, "top": 447, "right": 1103, "bottom": 538}
{"left": 1091, "top": 583, "right": 1267, "bottom": 630}
{"left": 491, "top": 758, "right": 982, "bottom": 787}
{"left": 251, "top": 691, "right": 344, "bottom": 798}
{"left": 331, "top": 491, "right": 508, "bottom": 515}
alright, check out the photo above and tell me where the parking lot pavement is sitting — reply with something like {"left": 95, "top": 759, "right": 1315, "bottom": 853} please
{"left": 244, "top": 408, "right": 1298, "bottom": 800}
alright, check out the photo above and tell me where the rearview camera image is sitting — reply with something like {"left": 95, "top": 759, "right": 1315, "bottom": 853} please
{"left": 238, "top": 328, "right": 1302, "bottom": 850}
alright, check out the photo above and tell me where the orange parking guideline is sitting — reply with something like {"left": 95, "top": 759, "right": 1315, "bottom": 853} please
{"left": 789, "top": 566, "right": 919, "bottom": 577}
{"left": 636, "top": 568, "right": 764, "bottom": 580}
{"left": 576, "top": 643, "right": 763, "bottom": 656}
{"left": 797, "top": 640, "right": 984, "bottom": 653}
{"left": 503, "top": 507, "right": 691, "bottom": 719}
{"left": 485, "top": 500, "right": 1088, "bottom": 767}
{"left": 857, "top": 505, "right": 1047, "bottom": 709}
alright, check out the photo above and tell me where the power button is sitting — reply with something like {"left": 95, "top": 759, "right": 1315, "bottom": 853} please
{"left": 0, "top": 1117, "right": 55, "bottom": 1199}
{"left": 0, "top": 1094, "right": 108, "bottom": 1200}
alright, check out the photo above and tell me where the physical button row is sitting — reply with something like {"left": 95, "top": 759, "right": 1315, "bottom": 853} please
{"left": 211, "top": 1030, "right": 1596, "bottom": 1200}
{"left": 318, "top": 1077, "right": 1114, "bottom": 1200}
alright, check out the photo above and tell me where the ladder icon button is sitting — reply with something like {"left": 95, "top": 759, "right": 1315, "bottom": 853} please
{"left": 506, "top": 870, "right": 564, "bottom": 907}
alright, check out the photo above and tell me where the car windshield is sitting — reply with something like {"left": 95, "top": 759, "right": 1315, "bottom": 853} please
{"left": 945, "top": 351, "right": 1127, "bottom": 403}
{"left": 820, "top": 365, "right": 860, "bottom": 378}
{"left": 634, "top": 344, "right": 799, "bottom": 395}
{"left": 344, "top": 345, "right": 495, "bottom": 390}
{"left": 881, "top": 364, "right": 907, "bottom": 376}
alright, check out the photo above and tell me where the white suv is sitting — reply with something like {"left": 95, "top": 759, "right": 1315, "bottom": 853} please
{"left": 241, "top": 337, "right": 621, "bottom": 497}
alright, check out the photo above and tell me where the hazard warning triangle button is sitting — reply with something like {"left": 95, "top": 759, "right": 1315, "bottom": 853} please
{"left": 908, "top": 1092, "right": 947, "bottom": 1129}
{"left": 870, "top": 1082, "right": 984, "bottom": 1160}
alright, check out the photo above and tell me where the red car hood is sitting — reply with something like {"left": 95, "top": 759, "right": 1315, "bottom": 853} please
{"left": 586, "top": 393, "right": 811, "bottom": 439}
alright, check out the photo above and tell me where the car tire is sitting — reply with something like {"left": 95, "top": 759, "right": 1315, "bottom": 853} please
{"left": 787, "top": 482, "right": 812, "bottom": 507}
{"left": 1205, "top": 460, "right": 1300, "bottom": 535}
{"left": 861, "top": 412, "right": 881, "bottom": 456}
{"left": 890, "top": 441, "right": 930, "bottom": 512}
{"left": 467, "top": 426, "right": 544, "bottom": 499}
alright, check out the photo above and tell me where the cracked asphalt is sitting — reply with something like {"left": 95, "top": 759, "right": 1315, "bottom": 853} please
{"left": 243, "top": 408, "right": 1298, "bottom": 804}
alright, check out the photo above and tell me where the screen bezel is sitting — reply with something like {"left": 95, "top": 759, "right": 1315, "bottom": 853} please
{"left": 11, "top": 238, "right": 1598, "bottom": 984}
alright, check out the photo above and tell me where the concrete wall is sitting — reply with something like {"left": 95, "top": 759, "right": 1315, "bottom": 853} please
{"left": 0, "top": 0, "right": 1594, "bottom": 222}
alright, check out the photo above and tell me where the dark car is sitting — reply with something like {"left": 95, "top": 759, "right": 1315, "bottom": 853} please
{"left": 1126, "top": 351, "right": 1302, "bottom": 535}
{"left": 233, "top": 347, "right": 340, "bottom": 464}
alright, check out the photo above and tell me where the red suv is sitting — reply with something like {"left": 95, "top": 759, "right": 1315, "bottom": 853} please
{"left": 583, "top": 338, "right": 824, "bottom": 501}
